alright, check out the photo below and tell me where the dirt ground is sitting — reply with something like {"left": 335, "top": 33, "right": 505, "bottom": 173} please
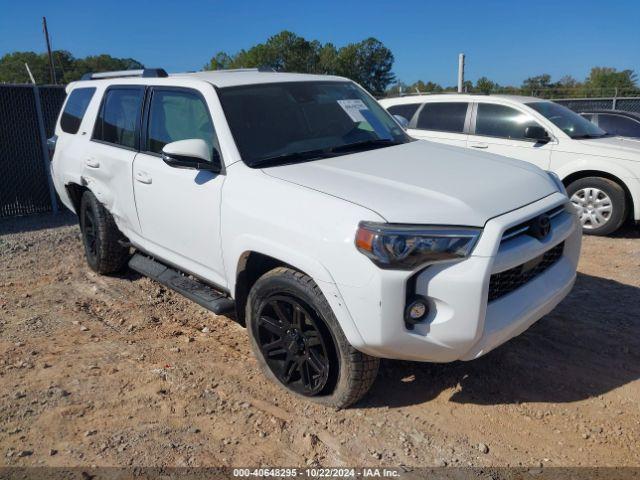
{"left": 0, "top": 212, "right": 638, "bottom": 469}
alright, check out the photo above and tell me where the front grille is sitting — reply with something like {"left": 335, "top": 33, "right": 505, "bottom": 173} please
{"left": 501, "top": 205, "right": 565, "bottom": 243}
{"left": 488, "top": 242, "right": 564, "bottom": 302}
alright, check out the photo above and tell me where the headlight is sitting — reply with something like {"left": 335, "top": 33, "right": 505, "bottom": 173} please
{"left": 547, "top": 171, "right": 567, "bottom": 195}
{"left": 355, "top": 222, "right": 481, "bottom": 270}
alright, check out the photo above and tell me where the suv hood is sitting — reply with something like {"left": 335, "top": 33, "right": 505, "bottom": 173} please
{"left": 566, "top": 136, "right": 640, "bottom": 161}
{"left": 263, "top": 140, "right": 557, "bottom": 226}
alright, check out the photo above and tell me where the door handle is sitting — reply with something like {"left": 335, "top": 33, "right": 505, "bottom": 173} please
{"left": 135, "top": 171, "right": 152, "bottom": 184}
{"left": 470, "top": 143, "right": 489, "bottom": 149}
{"left": 85, "top": 158, "right": 100, "bottom": 168}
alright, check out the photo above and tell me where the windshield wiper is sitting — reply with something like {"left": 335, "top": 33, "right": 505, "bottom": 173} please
{"left": 572, "top": 133, "right": 611, "bottom": 139}
{"left": 250, "top": 139, "right": 401, "bottom": 168}
{"left": 250, "top": 148, "right": 336, "bottom": 168}
{"left": 328, "top": 138, "right": 400, "bottom": 154}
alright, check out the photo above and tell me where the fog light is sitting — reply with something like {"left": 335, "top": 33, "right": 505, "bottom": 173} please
{"left": 405, "top": 297, "right": 429, "bottom": 327}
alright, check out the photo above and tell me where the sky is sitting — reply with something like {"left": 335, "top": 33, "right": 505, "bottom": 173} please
{"left": 1, "top": 0, "right": 639, "bottom": 87}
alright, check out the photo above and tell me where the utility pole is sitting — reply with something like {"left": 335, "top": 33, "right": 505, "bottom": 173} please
{"left": 457, "top": 53, "right": 465, "bottom": 93}
{"left": 42, "top": 16, "right": 57, "bottom": 84}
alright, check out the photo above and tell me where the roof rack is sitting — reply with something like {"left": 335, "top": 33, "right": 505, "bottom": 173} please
{"left": 80, "top": 68, "right": 168, "bottom": 81}
{"left": 203, "top": 66, "right": 276, "bottom": 73}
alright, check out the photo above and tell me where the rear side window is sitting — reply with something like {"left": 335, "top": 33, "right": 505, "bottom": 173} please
{"left": 93, "top": 87, "right": 144, "bottom": 149}
{"left": 597, "top": 114, "right": 640, "bottom": 137}
{"left": 475, "top": 103, "right": 539, "bottom": 140}
{"left": 387, "top": 103, "right": 421, "bottom": 122}
{"left": 146, "top": 89, "right": 218, "bottom": 156}
{"left": 416, "top": 102, "right": 469, "bottom": 133}
{"left": 60, "top": 88, "right": 96, "bottom": 134}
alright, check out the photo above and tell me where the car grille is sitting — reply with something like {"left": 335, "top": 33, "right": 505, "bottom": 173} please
{"left": 501, "top": 205, "right": 565, "bottom": 243}
{"left": 488, "top": 242, "right": 565, "bottom": 302}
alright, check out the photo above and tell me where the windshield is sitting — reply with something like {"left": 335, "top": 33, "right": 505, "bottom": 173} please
{"left": 218, "top": 81, "right": 411, "bottom": 167}
{"left": 527, "top": 101, "right": 608, "bottom": 139}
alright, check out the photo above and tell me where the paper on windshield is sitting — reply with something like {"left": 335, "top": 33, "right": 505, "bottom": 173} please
{"left": 337, "top": 99, "right": 368, "bottom": 123}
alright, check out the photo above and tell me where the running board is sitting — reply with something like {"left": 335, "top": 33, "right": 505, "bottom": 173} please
{"left": 128, "top": 253, "right": 235, "bottom": 315}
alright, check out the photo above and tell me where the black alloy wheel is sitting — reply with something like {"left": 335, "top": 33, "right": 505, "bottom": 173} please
{"left": 255, "top": 295, "right": 332, "bottom": 396}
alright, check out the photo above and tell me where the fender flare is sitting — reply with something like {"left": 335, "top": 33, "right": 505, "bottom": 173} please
{"left": 226, "top": 235, "right": 367, "bottom": 350}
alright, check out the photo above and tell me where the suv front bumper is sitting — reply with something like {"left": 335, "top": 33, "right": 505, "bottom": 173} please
{"left": 336, "top": 193, "right": 581, "bottom": 362}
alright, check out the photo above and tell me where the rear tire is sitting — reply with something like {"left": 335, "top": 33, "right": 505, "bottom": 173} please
{"left": 246, "top": 267, "right": 379, "bottom": 408}
{"left": 566, "top": 176, "right": 627, "bottom": 236}
{"left": 79, "top": 191, "right": 130, "bottom": 274}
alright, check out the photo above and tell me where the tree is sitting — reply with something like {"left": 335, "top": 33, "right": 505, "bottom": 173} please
{"left": 475, "top": 76, "right": 497, "bottom": 94}
{"left": 66, "top": 55, "right": 143, "bottom": 82}
{"left": 522, "top": 74, "right": 552, "bottom": 91}
{"left": 318, "top": 43, "right": 338, "bottom": 74}
{"left": 0, "top": 51, "right": 144, "bottom": 84}
{"left": 334, "top": 38, "right": 395, "bottom": 96}
{"left": 585, "top": 67, "right": 638, "bottom": 92}
{"left": 204, "top": 31, "right": 396, "bottom": 95}
{"left": 205, "top": 52, "right": 233, "bottom": 71}
{"left": 0, "top": 51, "right": 50, "bottom": 83}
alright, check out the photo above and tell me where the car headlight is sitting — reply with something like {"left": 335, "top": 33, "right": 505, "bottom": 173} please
{"left": 355, "top": 222, "right": 481, "bottom": 270}
{"left": 547, "top": 171, "right": 567, "bottom": 195}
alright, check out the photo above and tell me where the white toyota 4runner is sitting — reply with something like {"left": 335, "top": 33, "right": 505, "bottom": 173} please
{"left": 50, "top": 68, "right": 581, "bottom": 407}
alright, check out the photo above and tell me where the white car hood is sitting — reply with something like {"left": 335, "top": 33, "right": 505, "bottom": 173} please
{"left": 263, "top": 140, "right": 557, "bottom": 226}
{"left": 564, "top": 136, "right": 640, "bottom": 162}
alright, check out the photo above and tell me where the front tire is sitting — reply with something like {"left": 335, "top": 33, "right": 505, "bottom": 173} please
{"left": 566, "top": 176, "right": 627, "bottom": 236}
{"left": 246, "top": 267, "right": 379, "bottom": 408}
{"left": 79, "top": 191, "right": 130, "bottom": 274}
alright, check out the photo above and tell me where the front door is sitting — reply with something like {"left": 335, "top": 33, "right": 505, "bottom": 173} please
{"left": 132, "top": 87, "right": 226, "bottom": 287}
{"left": 467, "top": 102, "right": 553, "bottom": 170}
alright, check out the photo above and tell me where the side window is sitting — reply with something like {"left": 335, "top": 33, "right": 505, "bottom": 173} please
{"left": 475, "top": 103, "right": 540, "bottom": 140}
{"left": 60, "top": 88, "right": 96, "bottom": 134}
{"left": 387, "top": 103, "right": 421, "bottom": 123}
{"left": 580, "top": 113, "right": 594, "bottom": 122}
{"left": 146, "top": 89, "right": 218, "bottom": 158}
{"left": 416, "top": 102, "right": 469, "bottom": 133}
{"left": 93, "top": 87, "right": 144, "bottom": 149}
{"left": 597, "top": 114, "right": 640, "bottom": 137}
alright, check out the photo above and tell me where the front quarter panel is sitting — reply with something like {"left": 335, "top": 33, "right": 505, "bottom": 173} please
{"left": 221, "top": 162, "right": 385, "bottom": 349}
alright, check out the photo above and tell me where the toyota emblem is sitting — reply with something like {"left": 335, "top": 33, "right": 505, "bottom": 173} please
{"left": 530, "top": 214, "right": 551, "bottom": 240}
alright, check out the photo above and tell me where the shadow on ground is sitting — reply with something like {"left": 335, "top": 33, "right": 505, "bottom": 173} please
{"left": 363, "top": 272, "right": 640, "bottom": 408}
{"left": 0, "top": 210, "right": 76, "bottom": 236}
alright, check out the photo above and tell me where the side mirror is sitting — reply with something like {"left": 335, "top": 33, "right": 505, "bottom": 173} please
{"left": 394, "top": 115, "right": 409, "bottom": 129}
{"left": 524, "top": 126, "right": 550, "bottom": 143}
{"left": 161, "top": 139, "right": 221, "bottom": 172}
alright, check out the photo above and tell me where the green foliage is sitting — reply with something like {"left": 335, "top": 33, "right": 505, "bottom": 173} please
{"left": 0, "top": 50, "right": 144, "bottom": 84}
{"left": 585, "top": 67, "right": 638, "bottom": 90}
{"left": 386, "top": 67, "right": 639, "bottom": 98}
{"left": 522, "top": 74, "right": 552, "bottom": 90}
{"left": 0, "top": 51, "right": 51, "bottom": 83}
{"left": 204, "top": 31, "right": 395, "bottom": 96}
{"left": 475, "top": 76, "right": 497, "bottom": 94}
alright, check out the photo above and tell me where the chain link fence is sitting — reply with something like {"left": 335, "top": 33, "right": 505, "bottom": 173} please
{"left": 555, "top": 97, "right": 640, "bottom": 114}
{"left": 0, "top": 85, "right": 66, "bottom": 218}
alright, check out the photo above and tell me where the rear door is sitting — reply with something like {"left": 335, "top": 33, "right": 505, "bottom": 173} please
{"left": 132, "top": 86, "right": 227, "bottom": 287}
{"left": 407, "top": 101, "right": 470, "bottom": 147}
{"left": 87, "top": 85, "right": 144, "bottom": 236}
{"left": 467, "top": 102, "right": 553, "bottom": 170}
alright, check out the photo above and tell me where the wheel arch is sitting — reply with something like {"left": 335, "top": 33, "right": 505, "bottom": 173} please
{"left": 231, "top": 248, "right": 366, "bottom": 352}
{"left": 65, "top": 182, "right": 89, "bottom": 215}
{"left": 234, "top": 251, "right": 295, "bottom": 326}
